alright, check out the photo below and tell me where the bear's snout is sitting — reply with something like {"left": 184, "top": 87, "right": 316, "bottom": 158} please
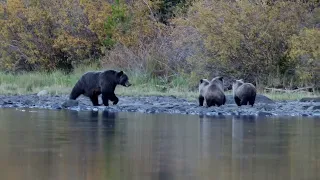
{"left": 125, "top": 82, "right": 132, "bottom": 87}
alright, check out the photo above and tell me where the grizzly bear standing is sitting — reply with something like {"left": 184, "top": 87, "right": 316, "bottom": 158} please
{"left": 69, "top": 70, "right": 131, "bottom": 106}
{"left": 232, "top": 79, "right": 256, "bottom": 106}
{"left": 198, "top": 76, "right": 226, "bottom": 107}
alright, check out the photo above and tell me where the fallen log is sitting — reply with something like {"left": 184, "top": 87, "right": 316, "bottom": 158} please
{"left": 264, "top": 86, "right": 314, "bottom": 93}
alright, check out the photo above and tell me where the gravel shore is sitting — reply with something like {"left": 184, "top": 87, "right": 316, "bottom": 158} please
{"left": 0, "top": 94, "right": 319, "bottom": 117}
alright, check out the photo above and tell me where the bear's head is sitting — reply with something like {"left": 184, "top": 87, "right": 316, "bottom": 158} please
{"left": 210, "top": 76, "right": 224, "bottom": 91}
{"left": 199, "top": 78, "right": 210, "bottom": 92}
{"left": 232, "top": 79, "right": 244, "bottom": 94}
{"left": 199, "top": 79, "right": 210, "bottom": 86}
{"left": 117, "top": 71, "right": 131, "bottom": 87}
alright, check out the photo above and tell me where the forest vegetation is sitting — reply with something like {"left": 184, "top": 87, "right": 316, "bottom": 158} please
{"left": 0, "top": 0, "right": 319, "bottom": 96}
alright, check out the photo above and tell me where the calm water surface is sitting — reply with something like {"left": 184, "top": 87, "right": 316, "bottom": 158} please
{"left": 0, "top": 108, "right": 319, "bottom": 180}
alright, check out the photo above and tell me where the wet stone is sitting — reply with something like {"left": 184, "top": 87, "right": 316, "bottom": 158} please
{"left": 206, "top": 112, "right": 219, "bottom": 116}
{"left": 312, "top": 106, "right": 320, "bottom": 110}
{"left": 52, "top": 104, "right": 62, "bottom": 110}
{"left": 258, "top": 111, "right": 273, "bottom": 116}
{"left": 23, "top": 100, "right": 34, "bottom": 106}
{"left": 262, "top": 105, "right": 275, "bottom": 111}
{"left": 300, "top": 97, "right": 320, "bottom": 102}
{"left": 3, "top": 100, "right": 13, "bottom": 105}
{"left": 62, "top": 100, "right": 79, "bottom": 108}
{"left": 146, "top": 108, "right": 157, "bottom": 114}
{"left": 37, "top": 90, "right": 48, "bottom": 96}
{"left": 303, "top": 106, "right": 311, "bottom": 110}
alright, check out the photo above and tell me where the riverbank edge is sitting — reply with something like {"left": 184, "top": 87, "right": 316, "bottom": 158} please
{"left": 0, "top": 94, "right": 319, "bottom": 117}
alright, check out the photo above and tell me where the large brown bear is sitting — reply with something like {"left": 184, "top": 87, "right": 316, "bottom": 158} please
{"left": 69, "top": 70, "right": 131, "bottom": 106}
{"left": 198, "top": 76, "right": 226, "bottom": 107}
{"left": 232, "top": 79, "right": 256, "bottom": 106}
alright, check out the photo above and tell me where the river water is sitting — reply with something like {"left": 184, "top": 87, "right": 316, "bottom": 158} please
{"left": 0, "top": 108, "right": 319, "bottom": 180}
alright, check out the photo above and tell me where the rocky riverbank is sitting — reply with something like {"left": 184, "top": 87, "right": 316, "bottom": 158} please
{"left": 0, "top": 94, "right": 319, "bottom": 117}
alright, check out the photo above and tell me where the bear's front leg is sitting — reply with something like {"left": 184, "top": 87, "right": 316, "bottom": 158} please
{"left": 198, "top": 95, "right": 204, "bottom": 106}
{"left": 110, "top": 93, "right": 119, "bottom": 105}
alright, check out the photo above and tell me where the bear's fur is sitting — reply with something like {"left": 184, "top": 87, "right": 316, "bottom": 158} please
{"left": 232, "top": 79, "right": 256, "bottom": 106}
{"left": 198, "top": 76, "right": 226, "bottom": 107}
{"left": 198, "top": 78, "right": 210, "bottom": 106}
{"left": 69, "top": 70, "right": 131, "bottom": 106}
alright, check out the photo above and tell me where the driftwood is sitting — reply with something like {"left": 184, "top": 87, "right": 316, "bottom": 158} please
{"left": 264, "top": 86, "right": 314, "bottom": 93}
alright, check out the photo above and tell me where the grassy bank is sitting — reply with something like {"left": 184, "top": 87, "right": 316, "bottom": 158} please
{"left": 0, "top": 65, "right": 318, "bottom": 101}
{"left": 0, "top": 65, "right": 198, "bottom": 98}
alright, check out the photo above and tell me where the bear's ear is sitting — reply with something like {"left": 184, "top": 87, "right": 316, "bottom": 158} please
{"left": 218, "top": 76, "right": 223, "bottom": 81}
{"left": 117, "top": 71, "right": 124, "bottom": 77}
{"left": 200, "top": 79, "right": 203, "bottom": 83}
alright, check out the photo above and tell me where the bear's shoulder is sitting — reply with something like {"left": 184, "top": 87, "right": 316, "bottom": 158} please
{"left": 100, "top": 70, "right": 117, "bottom": 75}
{"left": 82, "top": 71, "right": 102, "bottom": 76}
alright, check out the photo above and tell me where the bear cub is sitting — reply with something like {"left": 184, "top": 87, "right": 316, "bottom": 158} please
{"left": 232, "top": 79, "right": 256, "bottom": 106}
{"left": 69, "top": 70, "right": 131, "bottom": 106}
{"left": 198, "top": 76, "right": 226, "bottom": 107}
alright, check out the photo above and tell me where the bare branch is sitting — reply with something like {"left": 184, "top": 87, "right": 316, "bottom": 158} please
{"left": 142, "top": 0, "right": 157, "bottom": 22}
{"left": 264, "top": 86, "right": 314, "bottom": 93}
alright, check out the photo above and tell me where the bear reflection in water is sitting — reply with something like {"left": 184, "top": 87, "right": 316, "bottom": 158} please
{"left": 68, "top": 110, "right": 117, "bottom": 142}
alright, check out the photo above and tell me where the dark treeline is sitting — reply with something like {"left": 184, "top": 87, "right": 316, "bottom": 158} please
{"left": 0, "top": 0, "right": 319, "bottom": 89}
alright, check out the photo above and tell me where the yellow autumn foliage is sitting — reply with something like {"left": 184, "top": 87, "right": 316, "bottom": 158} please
{"left": 80, "top": 0, "right": 112, "bottom": 41}
{"left": 173, "top": 0, "right": 314, "bottom": 86}
{"left": 7, "top": 0, "right": 24, "bottom": 14}
{"left": 0, "top": 0, "right": 163, "bottom": 71}
{"left": 288, "top": 28, "right": 320, "bottom": 86}
{"left": 0, "top": 0, "right": 319, "bottom": 89}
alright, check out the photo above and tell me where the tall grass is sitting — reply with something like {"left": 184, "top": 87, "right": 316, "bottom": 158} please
{"left": 0, "top": 64, "right": 318, "bottom": 101}
{"left": 0, "top": 64, "right": 197, "bottom": 98}
{"left": 0, "top": 64, "right": 98, "bottom": 95}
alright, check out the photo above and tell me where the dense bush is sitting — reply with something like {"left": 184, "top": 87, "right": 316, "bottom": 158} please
{"left": 0, "top": 0, "right": 319, "bottom": 89}
{"left": 151, "top": 0, "right": 193, "bottom": 24}
{"left": 288, "top": 28, "right": 320, "bottom": 87}
{"left": 0, "top": 0, "right": 105, "bottom": 72}
{"left": 173, "top": 0, "right": 319, "bottom": 87}
{"left": 0, "top": 0, "right": 164, "bottom": 72}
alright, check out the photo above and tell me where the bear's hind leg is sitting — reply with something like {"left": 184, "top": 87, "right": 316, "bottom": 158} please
{"left": 234, "top": 96, "right": 241, "bottom": 106}
{"left": 206, "top": 99, "right": 215, "bottom": 107}
{"left": 101, "top": 93, "right": 110, "bottom": 106}
{"left": 90, "top": 95, "right": 100, "bottom": 106}
{"left": 249, "top": 97, "right": 255, "bottom": 107}
{"left": 199, "top": 95, "right": 204, "bottom": 106}
{"left": 240, "top": 97, "right": 248, "bottom": 106}
{"left": 216, "top": 100, "right": 223, "bottom": 107}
